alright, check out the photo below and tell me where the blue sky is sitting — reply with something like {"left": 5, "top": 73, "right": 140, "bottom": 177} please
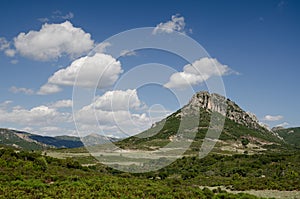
{"left": 0, "top": 0, "right": 299, "bottom": 137}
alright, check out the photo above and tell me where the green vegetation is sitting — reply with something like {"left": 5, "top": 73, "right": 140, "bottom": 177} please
{"left": 241, "top": 138, "right": 250, "bottom": 148}
{"left": 138, "top": 152, "right": 300, "bottom": 191}
{"left": 0, "top": 129, "right": 45, "bottom": 150}
{"left": 1, "top": 146, "right": 300, "bottom": 198}
{"left": 0, "top": 147, "right": 268, "bottom": 198}
{"left": 117, "top": 108, "right": 286, "bottom": 152}
{"left": 274, "top": 127, "right": 300, "bottom": 148}
{"left": 0, "top": 128, "right": 84, "bottom": 150}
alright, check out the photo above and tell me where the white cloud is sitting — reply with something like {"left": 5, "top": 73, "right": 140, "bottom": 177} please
{"left": 9, "top": 86, "right": 34, "bottom": 95}
{"left": 51, "top": 99, "right": 72, "bottom": 108}
{"left": 120, "top": 49, "right": 137, "bottom": 57}
{"left": 0, "top": 105, "right": 71, "bottom": 126}
{"left": 276, "top": 122, "right": 289, "bottom": 127}
{"left": 14, "top": 21, "right": 94, "bottom": 61}
{"left": 4, "top": 49, "right": 16, "bottom": 57}
{"left": 0, "top": 37, "right": 16, "bottom": 58}
{"left": 164, "top": 57, "right": 233, "bottom": 89}
{"left": 92, "top": 89, "right": 144, "bottom": 111}
{"left": 0, "top": 100, "right": 13, "bottom": 110}
{"left": 37, "top": 84, "right": 62, "bottom": 95}
{"left": 0, "top": 100, "right": 75, "bottom": 136}
{"left": 37, "top": 126, "right": 76, "bottom": 136}
{"left": 39, "top": 53, "right": 122, "bottom": 94}
{"left": 74, "top": 89, "right": 151, "bottom": 136}
{"left": 263, "top": 115, "right": 284, "bottom": 121}
{"left": 93, "top": 42, "right": 111, "bottom": 53}
{"left": 76, "top": 109, "right": 150, "bottom": 137}
{"left": 153, "top": 14, "right": 187, "bottom": 34}
{"left": 20, "top": 126, "right": 77, "bottom": 137}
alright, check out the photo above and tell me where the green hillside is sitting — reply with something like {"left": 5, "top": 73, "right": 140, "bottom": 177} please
{"left": 0, "top": 129, "right": 45, "bottom": 150}
{"left": 274, "top": 127, "right": 300, "bottom": 148}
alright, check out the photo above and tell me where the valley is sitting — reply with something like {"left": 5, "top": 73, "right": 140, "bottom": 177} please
{"left": 1, "top": 91, "right": 300, "bottom": 198}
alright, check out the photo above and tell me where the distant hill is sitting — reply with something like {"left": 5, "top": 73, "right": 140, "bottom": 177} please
{"left": 0, "top": 129, "right": 46, "bottom": 150}
{"left": 273, "top": 127, "right": 300, "bottom": 148}
{"left": 0, "top": 128, "right": 120, "bottom": 150}
{"left": 28, "top": 134, "right": 83, "bottom": 148}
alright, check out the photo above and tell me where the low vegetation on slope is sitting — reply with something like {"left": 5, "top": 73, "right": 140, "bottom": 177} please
{"left": 0, "top": 147, "right": 267, "bottom": 198}
{"left": 117, "top": 108, "right": 286, "bottom": 153}
{"left": 273, "top": 127, "right": 300, "bottom": 148}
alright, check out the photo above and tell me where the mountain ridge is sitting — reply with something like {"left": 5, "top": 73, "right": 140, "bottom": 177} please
{"left": 273, "top": 127, "right": 300, "bottom": 148}
{"left": 0, "top": 128, "right": 120, "bottom": 150}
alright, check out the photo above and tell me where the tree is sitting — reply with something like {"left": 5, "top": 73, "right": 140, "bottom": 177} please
{"left": 34, "top": 157, "right": 48, "bottom": 172}
{"left": 241, "top": 138, "right": 250, "bottom": 148}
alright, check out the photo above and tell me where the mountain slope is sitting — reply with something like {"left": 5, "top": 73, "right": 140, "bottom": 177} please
{"left": 273, "top": 127, "right": 300, "bottom": 148}
{"left": 28, "top": 134, "right": 83, "bottom": 148}
{"left": 118, "top": 91, "right": 286, "bottom": 153}
{"left": 0, "top": 128, "right": 84, "bottom": 150}
{"left": 0, "top": 129, "right": 46, "bottom": 150}
{"left": 0, "top": 128, "right": 121, "bottom": 150}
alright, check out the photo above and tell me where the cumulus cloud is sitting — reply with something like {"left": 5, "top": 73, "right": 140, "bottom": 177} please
{"left": 38, "top": 126, "right": 77, "bottom": 136}
{"left": 39, "top": 53, "right": 122, "bottom": 94}
{"left": 275, "top": 122, "right": 289, "bottom": 127}
{"left": 14, "top": 21, "right": 94, "bottom": 61}
{"left": 153, "top": 14, "right": 187, "bottom": 34}
{"left": 263, "top": 115, "right": 284, "bottom": 121}
{"left": 50, "top": 99, "right": 72, "bottom": 108}
{"left": 75, "top": 89, "right": 151, "bottom": 136}
{"left": 164, "top": 57, "right": 234, "bottom": 89}
{"left": 9, "top": 86, "right": 34, "bottom": 95}
{"left": 0, "top": 100, "right": 13, "bottom": 110}
{"left": 19, "top": 126, "right": 76, "bottom": 137}
{"left": 37, "top": 84, "right": 62, "bottom": 95}
{"left": 93, "top": 42, "right": 111, "bottom": 53}
{"left": 0, "top": 105, "right": 71, "bottom": 126}
{"left": 0, "top": 37, "right": 15, "bottom": 57}
{"left": 0, "top": 100, "right": 75, "bottom": 136}
{"left": 91, "top": 89, "right": 144, "bottom": 111}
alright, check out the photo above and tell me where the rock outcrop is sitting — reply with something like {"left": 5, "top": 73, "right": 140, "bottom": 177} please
{"left": 186, "top": 91, "right": 265, "bottom": 131}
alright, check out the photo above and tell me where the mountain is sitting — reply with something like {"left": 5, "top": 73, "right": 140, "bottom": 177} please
{"left": 0, "top": 128, "right": 120, "bottom": 150}
{"left": 28, "top": 134, "right": 83, "bottom": 148}
{"left": 118, "top": 91, "right": 286, "bottom": 154}
{"left": 0, "top": 129, "right": 47, "bottom": 150}
{"left": 273, "top": 127, "right": 300, "bottom": 148}
{"left": 81, "top": 133, "right": 120, "bottom": 146}
{"left": 0, "top": 128, "right": 84, "bottom": 150}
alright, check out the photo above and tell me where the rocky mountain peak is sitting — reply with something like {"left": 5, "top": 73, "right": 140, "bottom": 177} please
{"left": 187, "top": 91, "right": 265, "bottom": 131}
